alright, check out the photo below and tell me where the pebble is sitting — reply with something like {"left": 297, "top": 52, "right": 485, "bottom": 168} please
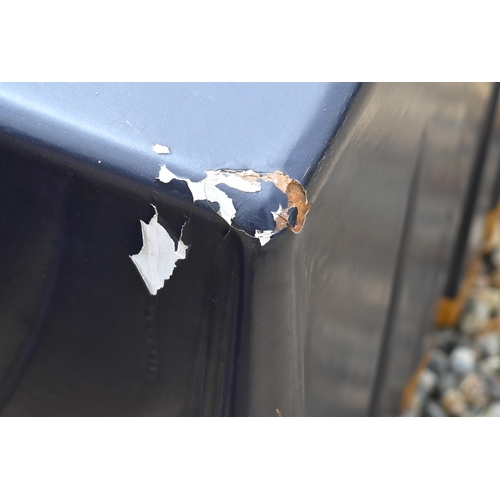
{"left": 476, "top": 333, "right": 500, "bottom": 357}
{"left": 438, "top": 372, "right": 459, "bottom": 394}
{"left": 481, "top": 371, "right": 500, "bottom": 400}
{"left": 435, "top": 329, "right": 458, "bottom": 353}
{"left": 481, "top": 287, "right": 500, "bottom": 315}
{"left": 479, "top": 355, "right": 500, "bottom": 377}
{"left": 484, "top": 401, "right": 500, "bottom": 417}
{"left": 429, "top": 349, "right": 449, "bottom": 376}
{"left": 424, "top": 400, "right": 447, "bottom": 417}
{"left": 459, "top": 372, "right": 489, "bottom": 407}
{"left": 459, "top": 298, "right": 490, "bottom": 336}
{"left": 449, "top": 346, "right": 476, "bottom": 376}
{"left": 441, "top": 389, "right": 467, "bottom": 416}
{"left": 418, "top": 369, "right": 438, "bottom": 396}
{"left": 401, "top": 219, "right": 500, "bottom": 417}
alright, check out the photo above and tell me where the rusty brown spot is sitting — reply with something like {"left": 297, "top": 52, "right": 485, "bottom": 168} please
{"left": 285, "top": 179, "right": 311, "bottom": 233}
{"left": 159, "top": 164, "right": 311, "bottom": 244}
{"left": 218, "top": 169, "right": 311, "bottom": 235}
{"left": 260, "top": 171, "right": 311, "bottom": 234}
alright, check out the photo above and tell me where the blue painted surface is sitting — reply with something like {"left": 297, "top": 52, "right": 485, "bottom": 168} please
{"left": 0, "top": 83, "right": 360, "bottom": 236}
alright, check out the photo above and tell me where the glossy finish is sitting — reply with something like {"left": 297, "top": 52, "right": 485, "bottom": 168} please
{"left": 0, "top": 83, "right": 358, "bottom": 236}
{"left": 0, "top": 83, "right": 359, "bottom": 415}
{"left": 0, "top": 83, "right": 496, "bottom": 416}
{"left": 0, "top": 150, "right": 244, "bottom": 416}
{"left": 235, "top": 83, "right": 495, "bottom": 416}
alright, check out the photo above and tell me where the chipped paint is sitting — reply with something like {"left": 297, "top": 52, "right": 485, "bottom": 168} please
{"left": 157, "top": 166, "right": 311, "bottom": 246}
{"left": 254, "top": 230, "right": 274, "bottom": 246}
{"left": 153, "top": 144, "right": 171, "bottom": 154}
{"left": 130, "top": 205, "right": 188, "bottom": 295}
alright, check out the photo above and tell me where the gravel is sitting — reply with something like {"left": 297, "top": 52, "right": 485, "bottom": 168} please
{"left": 401, "top": 226, "right": 500, "bottom": 417}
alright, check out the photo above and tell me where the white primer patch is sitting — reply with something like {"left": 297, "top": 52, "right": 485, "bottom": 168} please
{"left": 157, "top": 165, "right": 260, "bottom": 226}
{"left": 254, "top": 230, "right": 274, "bottom": 246}
{"left": 130, "top": 205, "right": 188, "bottom": 295}
{"left": 157, "top": 165, "right": 311, "bottom": 246}
{"left": 153, "top": 144, "right": 171, "bottom": 154}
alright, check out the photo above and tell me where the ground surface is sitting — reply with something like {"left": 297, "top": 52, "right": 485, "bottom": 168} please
{"left": 403, "top": 219, "right": 500, "bottom": 417}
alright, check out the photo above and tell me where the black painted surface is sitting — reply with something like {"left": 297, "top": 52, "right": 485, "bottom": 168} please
{"left": 0, "top": 83, "right": 360, "bottom": 415}
{"left": 0, "top": 145, "right": 244, "bottom": 415}
{"left": 233, "top": 83, "right": 494, "bottom": 416}
{"left": 0, "top": 83, "right": 496, "bottom": 416}
{"left": 443, "top": 84, "right": 500, "bottom": 298}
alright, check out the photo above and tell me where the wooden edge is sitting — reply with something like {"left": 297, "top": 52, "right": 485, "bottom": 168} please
{"left": 485, "top": 204, "right": 500, "bottom": 247}
{"left": 435, "top": 258, "right": 481, "bottom": 328}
